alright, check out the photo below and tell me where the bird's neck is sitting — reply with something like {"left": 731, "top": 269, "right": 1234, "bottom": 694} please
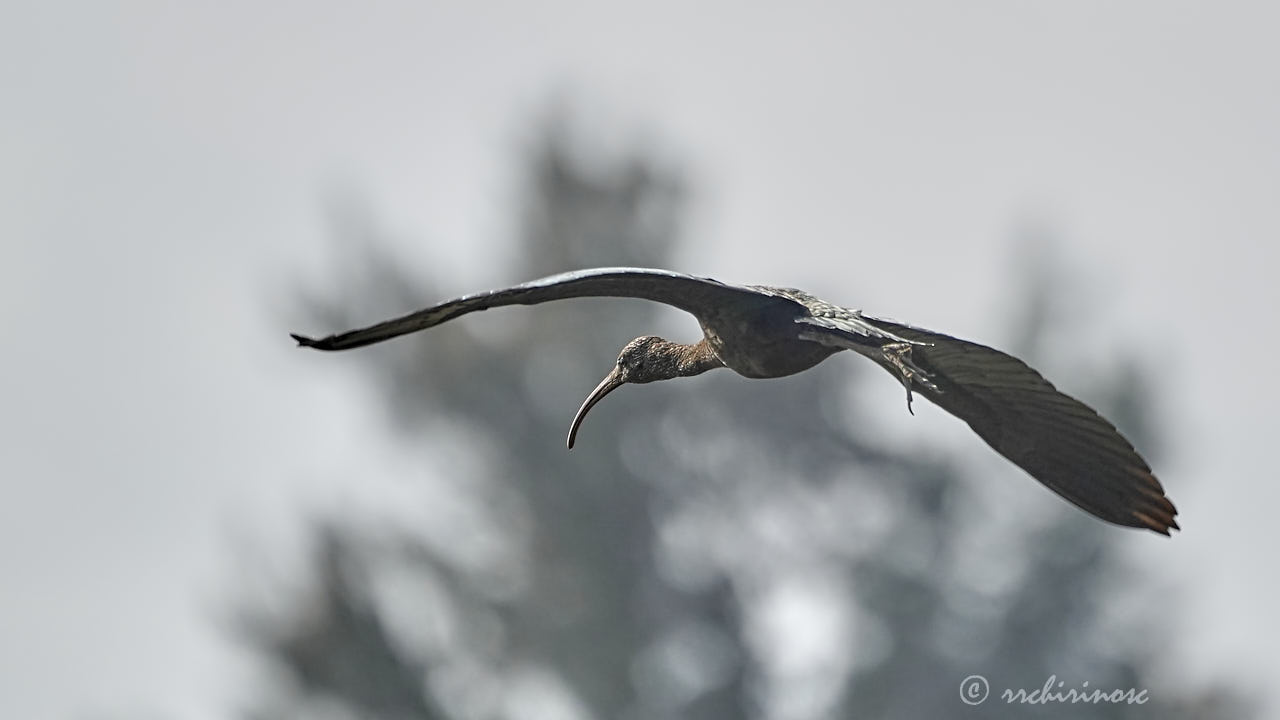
{"left": 670, "top": 338, "right": 724, "bottom": 377}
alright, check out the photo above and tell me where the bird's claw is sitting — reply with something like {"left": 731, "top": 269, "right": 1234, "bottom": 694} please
{"left": 881, "top": 342, "right": 937, "bottom": 415}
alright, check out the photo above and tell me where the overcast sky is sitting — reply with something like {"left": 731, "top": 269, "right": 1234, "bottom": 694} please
{"left": 3, "top": 2, "right": 1278, "bottom": 718}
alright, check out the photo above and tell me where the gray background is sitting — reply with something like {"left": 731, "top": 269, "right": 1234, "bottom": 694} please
{"left": 2, "top": 1, "right": 1275, "bottom": 717}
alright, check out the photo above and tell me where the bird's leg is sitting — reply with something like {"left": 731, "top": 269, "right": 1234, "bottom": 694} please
{"left": 880, "top": 342, "right": 938, "bottom": 415}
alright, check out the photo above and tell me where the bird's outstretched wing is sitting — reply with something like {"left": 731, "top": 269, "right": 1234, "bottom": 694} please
{"left": 798, "top": 315, "right": 1179, "bottom": 535}
{"left": 291, "top": 267, "right": 785, "bottom": 351}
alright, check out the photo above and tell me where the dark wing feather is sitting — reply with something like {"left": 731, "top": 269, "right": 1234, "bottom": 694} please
{"left": 804, "top": 315, "right": 1178, "bottom": 535}
{"left": 291, "top": 267, "right": 783, "bottom": 351}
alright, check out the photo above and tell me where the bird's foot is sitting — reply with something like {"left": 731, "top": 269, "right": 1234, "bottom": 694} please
{"left": 881, "top": 342, "right": 937, "bottom": 415}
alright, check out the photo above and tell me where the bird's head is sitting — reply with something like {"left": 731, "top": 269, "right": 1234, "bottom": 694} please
{"left": 566, "top": 336, "right": 679, "bottom": 448}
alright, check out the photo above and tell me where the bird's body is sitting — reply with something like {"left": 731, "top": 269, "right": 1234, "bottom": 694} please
{"left": 293, "top": 267, "right": 1178, "bottom": 535}
{"left": 695, "top": 288, "right": 839, "bottom": 378}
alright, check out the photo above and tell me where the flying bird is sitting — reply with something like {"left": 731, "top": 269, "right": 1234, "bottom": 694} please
{"left": 292, "top": 267, "right": 1178, "bottom": 535}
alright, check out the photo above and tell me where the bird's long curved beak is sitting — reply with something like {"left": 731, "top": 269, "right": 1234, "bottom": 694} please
{"left": 567, "top": 367, "right": 625, "bottom": 449}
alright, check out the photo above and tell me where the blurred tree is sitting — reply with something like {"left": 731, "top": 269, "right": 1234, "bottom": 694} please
{"left": 828, "top": 240, "right": 1250, "bottom": 719}
{"left": 241, "top": 111, "right": 1252, "bottom": 720}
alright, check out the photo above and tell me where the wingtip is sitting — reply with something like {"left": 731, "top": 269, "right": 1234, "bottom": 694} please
{"left": 1133, "top": 509, "right": 1180, "bottom": 536}
{"left": 290, "top": 333, "right": 318, "bottom": 348}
